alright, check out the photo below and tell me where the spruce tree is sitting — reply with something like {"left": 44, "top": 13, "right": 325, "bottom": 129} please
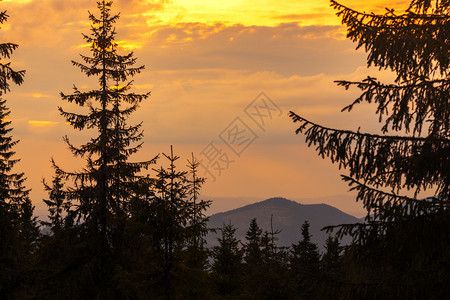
{"left": 288, "top": 221, "right": 320, "bottom": 299}
{"left": 258, "top": 217, "right": 290, "bottom": 299}
{"left": 242, "top": 218, "right": 263, "bottom": 295}
{"left": 146, "top": 147, "right": 189, "bottom": 298}
{"left": 243, "top": 218, "right": 263, "bottom": 266}
{"left": 321, "top": 235, "right": 341, "bottom": 273}
{"left": 34, "top": 173, "right": 76, "bottom": 299}
{"left": 314, "top": 235, "right": 343, "bottom": 299}
{"left": 51, "top": 0, "right": 155, "bottom": 296}
{"left": 289, "top": 0, "right": 449, "bottom": 297}
{"left": 211, "top": 222, "right": 243, "bottom": 296}
{"left": 184, "top": 153, "right": 210, "bottom": 271}
{"left": 42, "top": 173, "right": 69, "bottom": 233}
{"left": 260, "top": 219, "right": 283, "bottom": 269}
{"left": 290, "top": 221, "right": 320, "bottom": 273}
{"left": 126, "top": 147, "right": 210, "bottom": 298}
{"left": 0, "top": 10, "right": 38, "bottom": 298}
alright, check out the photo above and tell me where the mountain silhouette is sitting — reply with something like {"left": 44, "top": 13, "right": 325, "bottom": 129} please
{"left": 206, "top": 197, "right": 360, "bottom": 251}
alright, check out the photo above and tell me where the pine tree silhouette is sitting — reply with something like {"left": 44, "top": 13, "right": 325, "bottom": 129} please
{"left": 242, "top": 218, "right": 263, "bottom": 294}
{"left": 290, "top": 0, "right": 449, "bottom": 297}
{"left": 290, "top": 221, "right": 320, "bottom": 273}
{"left": 0, "top": 10, "right": 37, "bottom": 299}
{"left": 184, "top": 153, "right": 211, "bottom": 271}
{"left": 50, "top": 1, "right": 156, "bottom": 296}
{"left": 55, "top": 0, "right": 154, "bottom": 244}
{"left": 321, "top": 235, "right": 341, "bottom": 273}
{"left": 211, "top": 222, "right": 243, "bottom": 296}
{"left": 42, "top": 173, "right": 70, "bottom": 233}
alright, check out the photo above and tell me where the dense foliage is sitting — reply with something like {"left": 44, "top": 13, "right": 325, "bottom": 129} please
{"left": 290, "top": 0, "right": 449, "bottom": 298}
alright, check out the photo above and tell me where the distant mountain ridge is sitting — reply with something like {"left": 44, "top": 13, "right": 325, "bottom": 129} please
{"left": 206, "top": 197, "right": 359, "bottom": 251}
{"left": 205, "top": 194, "right": 366, "bottom": 218}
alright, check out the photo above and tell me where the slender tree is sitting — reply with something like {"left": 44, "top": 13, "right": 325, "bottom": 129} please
{"left": 290, "top": 221, "right": 320, "bottom": 273}
{"left": 261, "top": 215, "right": 283, "bottom": 268}
{"left": 243, "top": 218, "right": 263, "bottom": 266}
{"left": 258, "top": 216, "right": 290, "bottom": 299}
{"left": 184, "top": 153, "right": 211, "bottom": 271}
{"left": 51, "top": 1, "right": 155, "bottom": 296}
{"left": 149, "top": 147, "right": 190, "bottom": 298}
{"left": 34, "top": 173, "right": 77, "bottom": 299}
{"left": 124, "top": 147, "right": 211, "bottom": 298}
{"left": 241, "top": 218, "right": 263, "bottom": 295}
{"left": 290, "top": 0, "right": 449, "bottom": 297}
{"left": 288, "top": 221, "right": 320, "bottom": 299}
{"left": 321, "top": 235, "right": 341, "bottom": 273}
{"left": 42, "top": 173, "right": 69, "bottom": 233}
{"left": 211, "top": 222, "right": 243, "bottom": 296}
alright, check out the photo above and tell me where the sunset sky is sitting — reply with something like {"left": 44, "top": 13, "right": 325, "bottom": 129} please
{"left": 1, "top": 0, "right": 410, "bottom": 218}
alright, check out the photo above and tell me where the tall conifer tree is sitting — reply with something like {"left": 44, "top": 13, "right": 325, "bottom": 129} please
{"left": 243, "top": 218, "right": 262, "bottom": 266}
{"left": 184, "top": 153, "right": 210, "bottom": 270}
{"left": 0, "top": 10, "right": 37, "bottom": 298}
{"left": 290, "top": 0, "right": 449, "bottom": 296}
{"left": 211, "top": 222, "right": 243, "bottom": 296}
{"left": 55, "top": 0, "right": 153, "bottom": 246}
{"left": 51, "top": 1, "right": 155, "bottom": 296}
{"left": 42, "top": 173, "right": 69, "bottom": 233}
{"left": 290, "top": 221, "right": 320, "bottom": 273}
{"left": 242, "top": 218, "right": 263, "bottom": 294}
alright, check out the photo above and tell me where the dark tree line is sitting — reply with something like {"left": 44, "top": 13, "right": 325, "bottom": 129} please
{"left": 208, "top": 218, "right": 348, "bottom": 299}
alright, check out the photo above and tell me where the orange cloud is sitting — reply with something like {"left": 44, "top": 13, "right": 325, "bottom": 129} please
{"left": 31, "top": 93, "right": 50, "bottom": 98}
{"left": 28, "top": 120, "right": 59, "bottom": 127}
{"left": 116, "top": 40, "right": 144, "bottom": 50}
{"left": 3, "top": 0, "right": 33, "bottom": 3}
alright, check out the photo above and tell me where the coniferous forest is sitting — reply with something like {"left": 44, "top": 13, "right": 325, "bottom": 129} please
{"left": 0, "top": 0, "right": 448, "bottom": 299}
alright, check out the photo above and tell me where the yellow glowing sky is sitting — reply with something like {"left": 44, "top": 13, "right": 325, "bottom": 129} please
{"left": 136, "top": 0, "right": 409, "bottom": 27}
{"left": 1, "top": 0, "right": 412, "bottom": 218}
